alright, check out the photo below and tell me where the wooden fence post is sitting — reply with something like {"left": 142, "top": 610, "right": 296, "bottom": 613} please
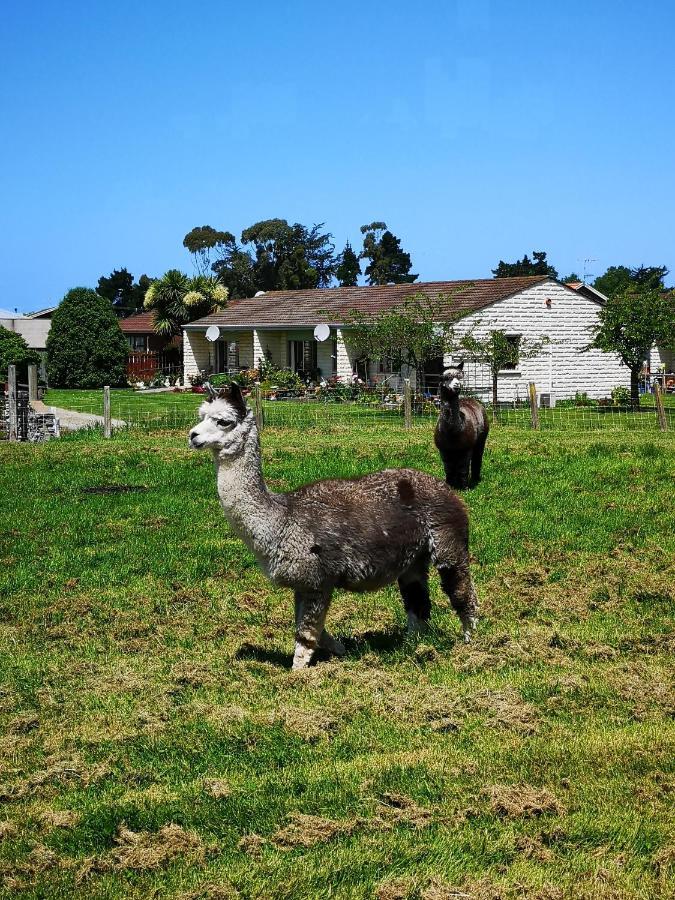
{"left": 28, "top": 365, "right": 38, "bottom": 403}
{"left": 528, "top": 382, "right": 540, "bottom": 430}
{"left": 103, "top": 386, "right": 111, "bottom": 438}
{"left": 253, "top": 384, "right": 264, "bottom": 431}
{"left": 7, "top": 365, "right": 18, "bottom": 442}
{"left": 654, "top": 381, "right": 668, "bottom": 431}
{"left": 403, "top": 378, "right": 412, "bottom": 430}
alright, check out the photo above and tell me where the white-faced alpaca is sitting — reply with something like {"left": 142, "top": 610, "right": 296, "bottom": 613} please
{"left": 189, "top": 383, "right": 479, "bottom": 669}
{"left": 434, "top": 362, "right": 489, "bottom": 490}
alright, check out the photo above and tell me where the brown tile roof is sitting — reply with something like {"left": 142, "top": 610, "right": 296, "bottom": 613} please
{"left": 119, "top": 312, "right": 156, "bottom": 333}
{"left": 186, "top": 276, "right": 551, "bottom": 329}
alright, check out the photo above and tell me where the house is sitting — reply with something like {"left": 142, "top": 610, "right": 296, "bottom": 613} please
{"left": 566, "top": 283, "right": 674, "bottom": 387}
{"left": 0, "top": 306, "right": 56, "bottom": 379}
{"left": 182, "top": 276, "right": 631, "bottom": 403}
{"left": 119, "top": 312, "right": 181, "bottom": 380}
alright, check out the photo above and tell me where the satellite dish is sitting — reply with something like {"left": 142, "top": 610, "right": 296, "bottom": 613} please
{"left": 314, "top": 323, "right": 330, "bottom": 342}
{"left": 254, "top": 290, "right": 266, "bottom": 297}
{"left": 205, "top": 325, "right": 220, "bottom": 342}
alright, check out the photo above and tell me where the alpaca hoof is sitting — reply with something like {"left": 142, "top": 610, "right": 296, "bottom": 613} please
{"left": 463, "top": 630, "right": 472, "bottom": 644}
{"left": 407, "top": 612, "right": 429, "bottom": 636}
{"left": 319, "top": 632, "right": 346, "bottom": 657}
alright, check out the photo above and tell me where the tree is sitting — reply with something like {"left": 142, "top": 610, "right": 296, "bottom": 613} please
{"left": 97, "top": 269, "right": 155, "bottom": 316}
{"left": 183, "top": 219, "right": 337, "bottom": 297}
{"left": 0, "top": 325, "right": 40, "bottom": 381}
{"left": 589, "top": 287, "right": 675, "bottom": 406}
{"left": 561, "top": 272, "right": 581, "bottom": 283}
{"left": 347, "top": 292, "right": 460, "bottom": 375}
{"left": 593, "top": 264, "right": 668, "bottom": 299}
{"left": 46, "top": 288, "right": 129, "bottom": 387}
{"left": 183, "top": 226, "right": 236, "bottom": 276}
{"left": 461, "top": 330, "right": 549, "bottom": 414}
{"left": 335, "top": 242, "right": 361, "bottom": 287}
{"left": 492, "top": 251, "right": 558, "bottom": 279}
{"left": 240, "top": 219, "right": 336, "bottom": 290}
{"left": 143, "top": 270, "right": 228, "bottom": 337}
{"left": 359, "top": 222, "right": 417, "bottom": 285}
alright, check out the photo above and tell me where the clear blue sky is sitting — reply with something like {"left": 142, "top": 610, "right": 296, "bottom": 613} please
{"left": 1, "top": 0, "right": 674, "bottom": 312}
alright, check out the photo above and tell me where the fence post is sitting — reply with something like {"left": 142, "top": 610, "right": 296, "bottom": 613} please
{"left": 103, "top": 386, "right": 111, "bottom": 438}
{"left": 253, "top": 384, "right": 264, "bottom": 431}
{"left": 528, "top": 382, "right": 540, "bottom": 430}
{"left": 7, "top": 365, "right": 18, "bottom": 442}
{"left": 28, "top": 365, "right": 38, "bottom": 403}
{"left": 403, "top": 378, "right": 412, "bottom": 430}
{"left": 654, "top": 381, "right": 668, "bottom": 431}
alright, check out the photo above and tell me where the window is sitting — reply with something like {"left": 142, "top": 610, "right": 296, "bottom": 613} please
{"left": 128, "top": 335, "right": 147, "bottom": 351}
{"left": 331, "top": 337, "right": 337, "bottom": 376}
{"left": 500, "top": 335, "right": 521, "bottom": 371}
{"left": 217, "top": 340, "right": 239, "bottom": 372}
{"left": 288, "top": 340, "right": 317, "bottom": 375}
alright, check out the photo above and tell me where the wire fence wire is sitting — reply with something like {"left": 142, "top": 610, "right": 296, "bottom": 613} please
{"left": 5, "top": 386, "right": 669, "bottom": 437}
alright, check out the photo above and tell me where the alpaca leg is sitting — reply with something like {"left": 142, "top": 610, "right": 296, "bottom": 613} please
{"left": 441, "top": 453, "right": 461, "bottom": 490}
{"left": 470, "top": 435, "right": 487, "bottom": 485}
{"left": 456, "top": 453, "right": 472, "bottom": 490}
{"left": 293, "top": 590, "right": 330, "bottom": 669}
{"left": 438, "top": 562, "right": 479, "bottom": 642}
{"left": 398, "top": 559, "right": 431, "bottom": 633}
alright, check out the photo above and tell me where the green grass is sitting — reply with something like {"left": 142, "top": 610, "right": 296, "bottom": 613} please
{"left": 44, "top": 387, "right": 675, "bottom": 432}
{"left": 0, "top": 423, "right": 674, "bottom": 899}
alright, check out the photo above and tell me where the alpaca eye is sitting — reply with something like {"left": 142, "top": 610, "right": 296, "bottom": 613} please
{"left": 216, "top": 418, "right": 234, "bottom": 429}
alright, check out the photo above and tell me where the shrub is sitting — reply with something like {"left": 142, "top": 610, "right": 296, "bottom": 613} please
{"left": 610, "top": 385, "right": 632, "bottom": 407}
{"left": 0, "top": 325, "right": 40, "bottom": 382}
{"left": 46, "top": 288, "right": 128, "bottom": 387}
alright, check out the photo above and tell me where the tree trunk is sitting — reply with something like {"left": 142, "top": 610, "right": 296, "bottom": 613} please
{"left": 492, "top": 373, "right": 498, "bottom": 421}
{"left": 630, "top": 368, "right": 640, "bottom": 409}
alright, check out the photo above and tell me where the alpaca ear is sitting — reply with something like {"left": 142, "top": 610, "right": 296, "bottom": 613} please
{"left": 219, "top": 381, "right": 248, "bottom": 420}
{"left": 205, "top": 382, "right": 217, "bottom": 401}
{"left": 456, "top": 360, "right": 464, "bottom": 371}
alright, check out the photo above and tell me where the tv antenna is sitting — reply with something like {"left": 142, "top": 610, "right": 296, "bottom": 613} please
{"left": 580, "top": 258, "right": 597, "bottom": 284}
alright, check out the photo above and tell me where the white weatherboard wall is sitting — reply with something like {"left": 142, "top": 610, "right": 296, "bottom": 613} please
{"left": 447, "top": 280, "right": 630, "bottom": 402}
{"left": 183, "top": 330, "right": 210, "bottom": 379}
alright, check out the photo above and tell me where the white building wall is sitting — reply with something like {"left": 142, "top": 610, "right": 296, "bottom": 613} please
{"left": 183, "top": 330, "right": 211, "bottom": 381}
{"left": 0, "top": 317, "right": 51, "bottom": 350}
{"left": 447, "top": 281, "right": 630, "bottom": 402}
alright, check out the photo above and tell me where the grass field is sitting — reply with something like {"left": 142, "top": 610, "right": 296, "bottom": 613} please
{"left": 44, "top": 387, "right": 675, "bottom": 432}
{"left": 0, "top": 422, "right": 674, "bottom": 899}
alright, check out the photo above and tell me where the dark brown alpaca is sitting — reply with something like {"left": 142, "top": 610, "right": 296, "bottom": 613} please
{"left": 189, "top": 383, "right": 479, "bottom": 668}
{"left": 434, "top": 362, "right": 489, "bottom": 490}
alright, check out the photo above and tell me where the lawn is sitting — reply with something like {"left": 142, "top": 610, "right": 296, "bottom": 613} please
{"left": 44, "top": 387, "right": 675, "bottom": 432}
{"left": 0, "top": 422, "right": 674, "bottom": 899}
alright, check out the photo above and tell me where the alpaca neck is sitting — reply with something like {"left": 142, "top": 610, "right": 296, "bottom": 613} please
{"left": 441, "top": 392, "right": 463, "bottom": 430}
{"left": 212, "top": 418, "right": 285, "bottom": 564}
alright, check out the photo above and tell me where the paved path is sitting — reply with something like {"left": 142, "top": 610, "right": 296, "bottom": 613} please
{"left": 32, "top": 400, "right": 126, "bottom": 432}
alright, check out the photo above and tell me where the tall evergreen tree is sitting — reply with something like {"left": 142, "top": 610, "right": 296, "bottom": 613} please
{"left": 335, "top": 242, "right": 361, "bottom": 286}
{"left": 492, "top": 251, "right": 557, "bottom": 279}
{"left": 359, "top": 222, "right": 417, "bottom": 285}
{"left": 46, "top": 288, "right": 129, "bottom": 387}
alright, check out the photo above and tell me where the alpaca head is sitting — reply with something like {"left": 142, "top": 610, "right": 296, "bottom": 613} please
{"left": 440, "top": 360, "right": 464, "bottom": 400}
{"left": 188, "top": 382, "right": 252, "bottom": 454}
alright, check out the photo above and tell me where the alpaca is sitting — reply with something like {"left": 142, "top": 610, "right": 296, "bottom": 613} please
{"left": 434, "top": 361, "right": 489, "bottom": 490}
{"left": 189, "top": 383, "right": 479, "bottom": 669}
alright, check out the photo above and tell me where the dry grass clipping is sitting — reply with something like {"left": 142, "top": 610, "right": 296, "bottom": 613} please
{"left": 271, "top": 813, "right": 361, "bottom": 848}
{"left": 78, "top": 823, "right": 206, "bottom": 880}
{"left": 483, "top": 785, "right": 565, "bottom": 820}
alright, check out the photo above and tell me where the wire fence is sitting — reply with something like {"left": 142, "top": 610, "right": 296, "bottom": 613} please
{"left": 2, "top": 384, "right": 669, "bottom": 438}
